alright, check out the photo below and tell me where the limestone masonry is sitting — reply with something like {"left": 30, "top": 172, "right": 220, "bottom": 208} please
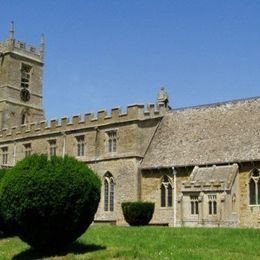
{"left": 0, "top": 24, "right": 259, "bottom": 227}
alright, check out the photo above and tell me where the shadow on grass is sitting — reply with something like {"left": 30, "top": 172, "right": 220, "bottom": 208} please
{"left": 12, "top": 241, "right": 106, "bottom": 260}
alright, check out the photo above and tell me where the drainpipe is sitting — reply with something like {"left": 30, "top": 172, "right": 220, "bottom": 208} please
{"left": 172, "top": 167, "right": 177, "bottom": 227}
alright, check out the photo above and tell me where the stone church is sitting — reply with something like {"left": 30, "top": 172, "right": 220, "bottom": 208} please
{"left": 0, "top": 25, "right": 259, "bottom": 228}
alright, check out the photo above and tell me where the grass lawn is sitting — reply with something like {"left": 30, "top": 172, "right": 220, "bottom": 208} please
{"left": 0, "top": 225, "right": 260, "bottom": 259}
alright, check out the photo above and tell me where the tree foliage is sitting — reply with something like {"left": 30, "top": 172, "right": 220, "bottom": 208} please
{"left": 0, "top": 154, "right": 101, "bottom": 252}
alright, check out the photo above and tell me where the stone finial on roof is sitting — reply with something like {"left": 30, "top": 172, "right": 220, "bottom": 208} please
{"left": 9, "top": 21, "right": 15, "bottom": 40}
{"left": 40, "top": 34, "right": 45, "bottom": 59}
{"left": 157, "top": 87, "right": 169, "bottom": 108}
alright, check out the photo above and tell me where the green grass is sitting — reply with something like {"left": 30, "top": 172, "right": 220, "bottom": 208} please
{"left": 0, "top": 225, "right": 260, "bottom": 259}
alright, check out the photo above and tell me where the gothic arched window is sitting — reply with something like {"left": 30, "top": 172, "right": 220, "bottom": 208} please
{"left": 21, "top": 113, "right": 26, "bottom": 125}
{"left": 249, "top": 169, "right": 260, "bottom": 205}
{"left": 21, "top": 110, "right": 30, "bottom": 125}
{"left": 161, "top": 184, "right": 166, "bottom": 207}
{"left": 104, "top": 172, "right": 115, "bottom": 211}
{"left": 160, "top": 175, "right": 173, "bottom": 207}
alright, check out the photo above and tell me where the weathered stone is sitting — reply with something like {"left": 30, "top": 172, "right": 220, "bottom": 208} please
{"left": 0, "top": 26, "right": 259, "bottom": 228}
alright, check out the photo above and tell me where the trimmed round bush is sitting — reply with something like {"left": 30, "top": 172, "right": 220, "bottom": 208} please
{"left": 122, "top": 201, "right": 154, "bottom": 226}
{"left": 0, "top": 154, "right": 101, "bottom": 252}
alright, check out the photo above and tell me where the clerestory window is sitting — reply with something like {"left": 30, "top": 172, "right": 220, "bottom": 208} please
{"left": 49, "top": 140, "right": 57, "bottom": 157}
{"left": 160, "top": 175, "right": 173, "bottom": 207}
{"left": 24, "top": 143, "right": 32, "bottom": 157}
{"left": 76, "top": 135, "right": 85, "bottom": 157}
{"left": 249, "top": 169, "right": 260, "bottom": 205}
{"left": 1, "top": 147, "right": 8, "bottom": 165}
{"left": 107, "top": 130, "right": 117, "bottom": 153}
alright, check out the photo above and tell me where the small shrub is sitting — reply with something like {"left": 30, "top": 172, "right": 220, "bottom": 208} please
{"left": 122, "top": 201, "right": 154, "bottom": 226}
{"left": 0, "top": 154, "right": 101, "bottom": 252}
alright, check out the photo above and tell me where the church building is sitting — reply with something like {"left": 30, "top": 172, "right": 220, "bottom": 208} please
{"left": 0, "top": 25, "right": 259, "bottom": 227}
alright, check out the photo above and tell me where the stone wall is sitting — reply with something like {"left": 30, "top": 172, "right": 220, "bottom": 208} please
{"left": 0, "top": 110, "right": 163, "bottom": 165}
{"left": 0, "top": 106, "right": 163, "bottom": 224}
{"left": 141, "top": 165, "right": 260, "bottom": 227}
{"left": 0, "top": 48, "right": 44, "bottom": 129}
{"left": 90, "top": 158, "right": 140, "bottom": 224}
{"left": 141, "top": 168, "right": 190, "bottom": 226}
{"left": 238, "top": 162, "right": 260, "bottom": 228}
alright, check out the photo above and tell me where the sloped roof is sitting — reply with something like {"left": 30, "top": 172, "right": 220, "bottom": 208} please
{"left": 141, "top": 97, "right": 260, "bottom": 168}
{"left": 182, "top": 164, "right": 238, "bottom": 192}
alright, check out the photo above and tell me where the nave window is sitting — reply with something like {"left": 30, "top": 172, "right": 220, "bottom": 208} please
{"left": 104, "top": 172, "right": 115, "bottom": 211}
{"left": 161, "top": 175, "right": 173, "bottom": 207}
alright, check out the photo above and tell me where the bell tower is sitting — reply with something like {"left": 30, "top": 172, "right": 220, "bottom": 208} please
{"left": 0, "top": 22, "right": 45, "bottom": 129}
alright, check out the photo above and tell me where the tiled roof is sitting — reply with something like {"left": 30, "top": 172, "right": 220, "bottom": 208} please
{"left": 182, "top": 164, "right": 238, "bottom": 192}
{"left": 141, "top": 97, "right": 260, "bottom": 168}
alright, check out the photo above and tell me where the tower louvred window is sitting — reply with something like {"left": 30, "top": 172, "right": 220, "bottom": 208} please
{"left": 21, "top": 64, "right": 32, "bottom": 88}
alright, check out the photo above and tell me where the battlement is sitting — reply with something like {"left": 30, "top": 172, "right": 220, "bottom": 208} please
{"left": 0, "top": 103, "right": 167, "bottom": 141}
{"left": 0, "top": 22, "right": 44, "bottom": 62}
{"left": 0, "top": 39, "right": 43, "bottom": 62}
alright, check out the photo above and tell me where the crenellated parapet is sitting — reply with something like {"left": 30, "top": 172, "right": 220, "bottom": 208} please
{"left": 0, "top": 22, "right": 44, "bottom": 62}
{"left": 0, "top": 39, "right": 43, "bottom": 62}
{"left": 0, "top": 103, "right": 167, "bottom": 141}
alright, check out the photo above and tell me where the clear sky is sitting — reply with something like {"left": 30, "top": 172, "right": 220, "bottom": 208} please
{"left": 0, "top": 0, "right": 259, "bottom": 120}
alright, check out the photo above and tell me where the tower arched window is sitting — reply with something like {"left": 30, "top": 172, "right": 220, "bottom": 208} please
{"left": 21, "top": 110, "right": 30, "bottom": 125}
{"left": 21, "top": 113, "right": 26, "bottom": 125}
{"left": 104, "top": 172, "right": 115, "bottom": 211}
{"left": 249, "top": 169, "right": 260, "bottom": 205}
{"left": 160, "top": 175, "right": 173, "bottom": 207}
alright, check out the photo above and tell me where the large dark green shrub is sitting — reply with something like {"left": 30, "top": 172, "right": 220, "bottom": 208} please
{"left": 0, "top": 154, "right": 101, "bottom": 252}
{"left": 0, "top": 168, "right": 7, "bottom": 183}
{"left": 0, "top": 168, "right": 8, "bottom": 233}
{"left": 122, "top": 201, "right": 154, "bottom": 226}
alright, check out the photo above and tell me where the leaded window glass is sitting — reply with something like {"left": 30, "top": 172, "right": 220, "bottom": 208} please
{"left": 104, "top": 172, "right": 114, "bottom": 212}
{"left": 161, "top": 175, "right": 173, "bottom": 207}
{"left": 208, "top": 194, "right": 217, "bottom": 215}
{"left": 190, "top": 195, "right": 199, "bottom": 215}
{"left": 249, "top": 169, "right": 260, "bottom": 205}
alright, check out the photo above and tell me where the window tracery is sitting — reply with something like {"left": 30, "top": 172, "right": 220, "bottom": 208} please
{"left": 104, "top": 172, "right": 114, "bottom": 211}
{"left": 76, "top": 135, "right": 85, "bottom": 156}
{"left": 249, "top": 169, "right": 260, "bottom": 205}
{"left": 160, "top": 175, "right": 173, "bottom": 207}
{"left": 107, "top": 130, "right": 117, "bottom": 153}
{"left": 208, "top": 194, "right": 217, "bottom": 215}
{"left": 190, "top": 195, "right": 199, "bottom": 215}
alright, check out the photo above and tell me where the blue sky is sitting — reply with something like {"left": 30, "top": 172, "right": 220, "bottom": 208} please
{"left": 0, "top": 0, "right": 259, "bottom": 119}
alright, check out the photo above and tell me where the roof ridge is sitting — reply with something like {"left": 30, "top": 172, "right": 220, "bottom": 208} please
{"left": 170, "top": 96, "right": 260, "bottom": 112}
